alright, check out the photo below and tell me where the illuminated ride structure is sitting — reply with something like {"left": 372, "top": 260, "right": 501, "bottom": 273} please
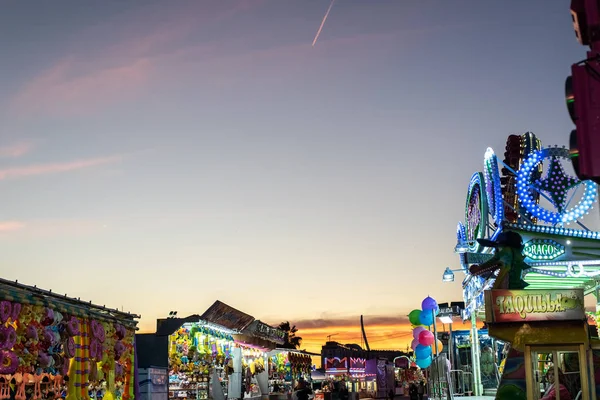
{"left": 453, "top": 133, "right": 600, "bottom": 399}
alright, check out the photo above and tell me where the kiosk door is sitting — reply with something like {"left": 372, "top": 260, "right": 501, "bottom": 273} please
{"left": 524, "top": 345, "right": 589, "bottom": 400}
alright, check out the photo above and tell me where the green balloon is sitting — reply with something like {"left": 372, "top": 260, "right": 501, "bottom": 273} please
{"left": 409, "top": 310, "right": 422, "bottom": 326}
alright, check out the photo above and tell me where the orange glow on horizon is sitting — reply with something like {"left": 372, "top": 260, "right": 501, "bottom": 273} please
{"left": 136, "top": 317, "right": 483, "bottom": 369}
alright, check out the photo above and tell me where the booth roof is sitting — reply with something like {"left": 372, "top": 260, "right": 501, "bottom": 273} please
{"left": 0, "top": 277, "right": 140, "bottom": 328}
{"left": 155, "top": 301, "right": 285, "bottom": 344}
{"left": 273, "top": 348, "right": 321, "bottom": 356}
{"left": 200, "top": 300, "right": 255, "bottom": 331}
{"left": 156, "top": 314, "right": 202, "bottom": 336}
{"left": 242, "top": 320, "right": 285, "bottom": 345}
{"left": 311, "top": 370, "right": 326, "bottom": 381}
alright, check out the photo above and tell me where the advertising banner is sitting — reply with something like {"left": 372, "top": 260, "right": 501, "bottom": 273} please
{"left": 484, "top": 289, "right": 585, "bottom": 323}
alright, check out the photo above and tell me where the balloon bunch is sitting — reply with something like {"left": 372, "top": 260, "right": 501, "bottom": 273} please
{"left": 408, "top": 296, "right": 439, "bottom": 369}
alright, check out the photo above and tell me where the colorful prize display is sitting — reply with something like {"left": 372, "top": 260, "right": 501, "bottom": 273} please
{"left": 0, "top": 281, "right": 138, "bottom": 400}
{"left": 409, "top": 296, "right": 440, "bottom": 369}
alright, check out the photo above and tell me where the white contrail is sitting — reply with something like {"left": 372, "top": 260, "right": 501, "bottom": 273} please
{"left": 312, "top": 0, "right": 336, "bottom": 47}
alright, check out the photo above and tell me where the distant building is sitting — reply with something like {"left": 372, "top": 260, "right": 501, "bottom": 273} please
{"left": 321, "top": 341, "right": 409, "bottom": 367}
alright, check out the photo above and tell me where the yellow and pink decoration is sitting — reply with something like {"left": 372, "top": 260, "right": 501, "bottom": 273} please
{"left": 0, "top": 299, "right": 136, "bottom": 400}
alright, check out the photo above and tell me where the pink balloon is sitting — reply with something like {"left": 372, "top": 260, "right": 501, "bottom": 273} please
{"left": 419, "top": 330, "right": 435, "bottom": 346}
{"left": 413, "top": 326, "right": 426, "bottom": 340}
{"left": 410, "top": 338, "right": 419, "bottom": 350}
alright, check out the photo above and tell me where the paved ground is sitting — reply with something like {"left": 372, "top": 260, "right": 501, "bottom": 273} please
{"left": 363, "top": 396, "right": 495, "bottom": 400}
{"left": 389, "top": 397, "right": 495, "bottom": 400}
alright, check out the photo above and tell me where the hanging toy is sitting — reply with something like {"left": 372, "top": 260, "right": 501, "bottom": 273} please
{"left": 0, "top": 326, "right": 17, "bottom": 350}
{"left": 10, "top": 304, "right": 21, "bottom": 323}
{"left": 66, "top": 317, "right": 80, "bottom": 337}
{"left": 0, "top": 302, "right": 11, "bottom": 324}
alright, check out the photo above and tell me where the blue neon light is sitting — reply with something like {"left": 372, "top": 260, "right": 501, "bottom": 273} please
{"left": 465, "top": 172, "right": 488, "bottom": 246}
{"left": 483, "top": 148, "right": 504, "bottom": 226}
{"left": 516, "top": 147, "right": 597, "bottom": 224}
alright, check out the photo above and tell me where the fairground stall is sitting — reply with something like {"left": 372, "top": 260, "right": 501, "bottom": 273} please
{"left": 365, "top": 359, "right": 394, "bottom": 399}
{"left": 137, "top": 301, "right": 287, "bottom": 400}
{"left": 267, "top": 349, "right": 313, "bottom": 396}
{"left": 452, "top": 133, "right": 600, "bottom": 398}
{"left": 0, "top": 277, "right": 140, "bottom": 400}
{"left": 484, "top": 288, "right": 594, "bottom": 400}
{"left": 323, "top": 357, "right": 375, "bottom": 399}
{"left": 393, "top": 356, "right": 423, "bottom": 396}
{"left": 447, "top": 329, "right": 504, "bottom": 396}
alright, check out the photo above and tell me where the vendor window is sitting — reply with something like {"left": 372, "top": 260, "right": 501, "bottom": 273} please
{"left": 527, "top": 346, "right": 584, "bottom": 400}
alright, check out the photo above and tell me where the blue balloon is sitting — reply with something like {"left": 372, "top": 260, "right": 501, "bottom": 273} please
{"left": 414, "top": 344, "right": 432, "bottom": 360}
{"left": 419, "top": 310, "right": 434, "bottom": 326}
{"left": 422, "top": 297, "right": 438, "bottom": 312}
{"left": 415, "top": 356, "right": 432, "bottom": 369}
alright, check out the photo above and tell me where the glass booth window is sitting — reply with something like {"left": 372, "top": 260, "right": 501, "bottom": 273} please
{"left": 531, "top": 348, "right": 581, "bottom": 400}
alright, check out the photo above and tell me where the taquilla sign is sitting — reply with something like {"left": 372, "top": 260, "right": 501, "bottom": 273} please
{"left": 485, "top": 289, "right": 585, "bottom": 323}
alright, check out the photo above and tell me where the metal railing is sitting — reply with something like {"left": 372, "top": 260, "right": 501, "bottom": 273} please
{"left": 448, "top": 370, "right": 473, "bottom": 397}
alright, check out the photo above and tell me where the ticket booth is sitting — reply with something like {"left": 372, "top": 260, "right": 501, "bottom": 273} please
{"left": 484, "top": 288, "right": 595, "bottom": 400}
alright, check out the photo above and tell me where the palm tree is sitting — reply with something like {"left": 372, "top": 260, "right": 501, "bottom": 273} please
{"left": 278, "top": 321, "right": 303, "bottom": 349}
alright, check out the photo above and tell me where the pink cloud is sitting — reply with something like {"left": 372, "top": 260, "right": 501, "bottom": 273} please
{"left": 0, "top": 142, "right": 34, "bottom": 158}
{"left": 0, "top": 155, "right": 121, "bottom": 180}
{"left": 0, "top": 218, "right": 109, "bottom": 239}
{"left": 10, "top": 1, "right": 266, "bottom": 117}
{"left": 0, "top": 221, "right": 25, "bottom": 232}
{"left": 166, "top": 30, "right": 406, "bottom": 88}
{"left": 12, "top": 58, "right": 152, "bottom": 117}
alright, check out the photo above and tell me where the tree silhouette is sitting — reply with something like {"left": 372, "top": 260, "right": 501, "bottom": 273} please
{"left": 278, "top": 321, "right": 303, "bottom": 349}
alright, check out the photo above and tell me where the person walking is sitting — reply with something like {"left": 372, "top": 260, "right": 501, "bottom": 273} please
{"left": 294, "top": 379, "right": 313, "bottom": 400}
{"left": 409, "top": 382, "right": 418, "bottom": 400}
{"left": 417, "top": 381, "right": 425, "bottom": 400}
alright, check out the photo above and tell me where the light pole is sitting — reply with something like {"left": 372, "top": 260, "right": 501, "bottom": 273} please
{"left": 441, "top": 265, "right": 482, "bottom": 397}
{"left": 437, "top": 303, "right": 462, "bottom": 400}
{"left": 441, "top": 267, "right": 462, "bottom": 283}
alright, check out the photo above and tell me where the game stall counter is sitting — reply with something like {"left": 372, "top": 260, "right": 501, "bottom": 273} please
{"left": 485, "top": 288, "right": 596, "bottom": 400}
{"left": 167, "top": 324, "right": 234, "bottom": 400}
{"left": 158, "top": 301, "right": 285, "bottom": 400}
{"left": 323, "top": 357, "right": 375, "bottom": 400}
{"left": 394, "top": 357, "right": 424, "bottom": 396}
{"left": 0, "top": 278, "right": 139, "bottom": 400}
{"left": 267, "top": 350, "right": 312, "bottom": 400}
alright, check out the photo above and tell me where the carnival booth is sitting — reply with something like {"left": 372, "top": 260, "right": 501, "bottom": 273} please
{"left": 485, "top": 288, "right": 592, "bottom": 400}
{"left": 393, "top": 356, "right": 425, "bottom": 396}
{"left": 323, "top": 357, "right": 351, "bottom": 394}
{"left": 453, "top": 133, "right": 600, "bottom": 398}
{"left": 267, "top": 349, "right": 312, "bottom": 397}
{"left": 321, "top": 357, "right": 368, "bottom": 400}
{"left": 0, "top": 278, "right": 139, "bottom": 400}
{"left": 157, "top": 301, "right": 284, "bottom": 400}
{"left": 450, "top": 329, "right": 504, "bottom": 394}
{"left": 365, "top": 359, "right": 394, "bottom": 400}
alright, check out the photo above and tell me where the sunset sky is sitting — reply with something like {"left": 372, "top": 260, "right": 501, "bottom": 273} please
{"left": 1, "top": 0, "right": 599, "bottom": 360}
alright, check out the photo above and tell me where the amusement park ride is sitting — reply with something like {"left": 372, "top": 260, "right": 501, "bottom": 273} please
{"left": 450, "top": 2, "right": 600, "bottom": 399}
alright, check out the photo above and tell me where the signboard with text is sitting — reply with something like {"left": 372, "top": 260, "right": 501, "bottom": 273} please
{"left": 522, "top": 239, "right": 565, "bottom": 261}
{"left": 485, "top": 289, "right": 585, "bottom": 323}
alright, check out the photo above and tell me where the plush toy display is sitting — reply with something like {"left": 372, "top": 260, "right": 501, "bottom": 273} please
{"left": 0, "top": 300, "right": 136, "bottom": 400}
